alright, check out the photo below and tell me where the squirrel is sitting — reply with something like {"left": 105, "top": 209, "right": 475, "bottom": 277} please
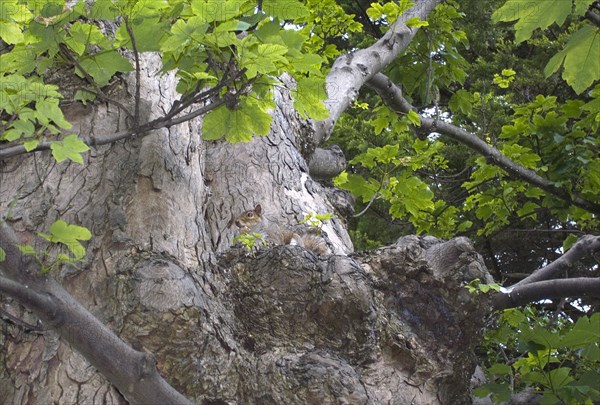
{"left": 234, "top": 204, "right": 330, "bottom": 256}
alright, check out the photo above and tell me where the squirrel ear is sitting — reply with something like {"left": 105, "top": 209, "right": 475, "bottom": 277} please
{"left": 254, "top": 204, "right": 262, "bottom": 214}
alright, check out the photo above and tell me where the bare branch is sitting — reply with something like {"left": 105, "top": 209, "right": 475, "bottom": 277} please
{"left": 315, "top": 0, "right": 443, "bottom": 143}
{"left": 366, "top": 73, "right": 600, "bottom": 215}
{"left": 515, "top": 235, "right": 600, "bottom": 286}
{"left": 0, "top": 307, "right": 45, "bottom": 333}
{"left": 0, "top": 98, "right": 225, "bottom": 161}
{"left": 492, "top": 277, "right": 600, "bottom": 310}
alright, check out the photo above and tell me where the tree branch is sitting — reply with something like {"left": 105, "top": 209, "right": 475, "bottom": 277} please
{"left": 0, "top": 98, "right": 225, "bottom": 160}
{"left": 314, "top": 0, "right": 443, "bottom": 143}
{"left": 0, "top": 63, "right": 249, "bottom": 162}
{"left": 492, "top": 277, "right": 600, "bottom": 310}
{"left": 366, "top": 73, "right": 600, "bottom": 215}
{"left": 0, "top": 221, "right": 195, "bottom": 405}
{"left": 515, "top": 234, "right": 600, "bottom": 286}
{"left": 0, "top": 275, "right": 56, "bottom": 317}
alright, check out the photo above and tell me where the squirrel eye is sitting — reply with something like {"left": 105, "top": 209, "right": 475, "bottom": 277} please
{"left": 247, "top": 212, "right": 254, "bottom": 218}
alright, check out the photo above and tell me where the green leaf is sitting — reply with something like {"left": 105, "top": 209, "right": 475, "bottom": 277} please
{"left": 473, "top": 383, "right": 512, "bottom": 402}
{"left": 263, "top": 0, "right": 309, "bottom": 19}
{"left": 547, "top": 367, "right": 575, "bottom": 390}
{"left": 406, "top": 17, "right": 428, "bottom": 28}
{"left": 160, "top": 17, "right": 208, "bottom": 54}
{"left": 562, "top": 314, "right": 600, "bottom": 347}
{"left": 407, "top": 109, "right": 421, "bottom": 126}
{"left": 190, "top": 0, "right": 242, "bottom": 22}
{"left": 562, "top": 234, "right": 579, "bottom": 251}
{"left": 44, "top": 220, "right": 92, "bottom": 260}
{"left": 77, "top": 50, "right": 134, "bottom": 86}
{"left": 66, "top": 22, "right": 108, "bottom": 56}
{"left": 90, "top": 0, "right": 120, "bottom": 19}
{"left": 16, "top": 244, "right": 36, "bottom": 256}
{"left": 0, "top": 247, "right": 5, "bottom": 262}
{"left": 202, "top": 98, "right": 272, "bottom": 143}
{"left": 35, "top": 99, "right": 72, "bottom": 130}
{"left": 240, "top": 43, "right": 288, "bottom": 77}
{"left": 350, "top": 144, "right": 400, "bottom": 169}
{"left": 48, "top": 220, "right": 92, "bottom": 242}
{"left": 516, "top": 201, "right": 539, "bottom": 219}
{"left": 291, "top": 53, "right": 324, "bottom": 75}
{"left": 492, "top": 0, "right": 572, "bottom": 43}
{"left": 0, "top": 21, "right": 25, "bottom": 44}
{"left": 293, "top": 77, "right": 330, "bottom": 120}
{"left": 449, "top": 89, "right": 473, "bottom": 115}
{"left": 50, "top": 134, "right": 90, "bottom": 164}
{"left": 333, "top": 172, "right": 379, "bottom": 202}
{"left": 117, "top": 17, "right": 167, "bottom": 52}
{"left": 23, "top": 140, "right": 40, "bottom": 152}
{"left": 575, "top": 0, "right": 597, "bottom": 15}
{"left": 488, "top": 363, "right": 512, "bottom": 376}
{"left": 544, "top": 25, "right": 600, "bottom": 94}
{"left": 503, "top": 308, "right": 527, "bottom": 327}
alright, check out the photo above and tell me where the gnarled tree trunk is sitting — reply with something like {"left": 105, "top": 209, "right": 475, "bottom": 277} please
{"left": 0, "top": 52, "right": 492, "bottom": 404}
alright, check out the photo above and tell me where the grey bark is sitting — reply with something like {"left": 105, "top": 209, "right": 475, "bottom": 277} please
{"left": 0, "top": 51, "right": 493, "bottom": 404}
{"left": 308, "top": 145, "right": 347, "bottom": 180}
{"left": 0, "top": 2, "right": 496, "bottom": 403}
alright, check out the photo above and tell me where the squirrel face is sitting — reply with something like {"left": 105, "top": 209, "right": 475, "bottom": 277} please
{"left": 234, "top": 204, "right": 262, "bottom": 232}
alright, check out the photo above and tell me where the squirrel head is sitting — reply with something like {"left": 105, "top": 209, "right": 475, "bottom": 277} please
{"left": 234, "top": 204, "right": 262, "bottom": 231}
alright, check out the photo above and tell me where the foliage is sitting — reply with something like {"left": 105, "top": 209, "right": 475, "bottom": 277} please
{"left": 16, "top": 220, "right": 91, "bottom": 274}
{"left": 329, "top": 0, "right": 599, "bottom": 263}
{"left": 476, "top": 308, "right": 600, "bottom": 404}
{"left": 464, "top": 278, "right": 501, "bottom": 295}
{"left": 232, "top": 232, "right": 266, "bottom": 255}
{"left": 493, "top": 0, "right": 599, "bottom": 94}
{"left": 327, "top": 3, "right": 599, "bottom": 400}
{"left": 300, "top": 211, "right": 333, "bottom": 233}
{"left": 0, "top": 0, "right": 330, "bottom": 152}
{"left": 0, "top": 0, "right": 599, "bottom": 400}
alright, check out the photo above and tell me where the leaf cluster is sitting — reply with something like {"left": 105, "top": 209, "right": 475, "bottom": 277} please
{"left": 476, "top": 308, "right": 600, "bottom": 404}
{"left": 16, "top": 220, "right": 91, "bottom": 274}
{"left": 1, "top": 0, "right": 333, "bottom": 157}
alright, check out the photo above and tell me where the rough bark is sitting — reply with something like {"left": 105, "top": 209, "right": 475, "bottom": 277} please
{"left": 0, "top": 2, "right": 499, "bottom": 402}
{"left": 0, "top": 51, "right": 495, "bottom": 404}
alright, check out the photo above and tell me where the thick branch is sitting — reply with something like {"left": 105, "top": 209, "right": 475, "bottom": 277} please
{"left": 0, "top": 221, "right": 194, "bottom": 405}
{"left": 515, "top": 235, "right": 600, "bottom": 286}
{"left": 492, "top": 278, "right": 600, "bottom": 310}
{"left": 314, "top": 0, "right": 442, "bottom": 143}
{"left": 367, "top": 73, "right": 600, "bottom": 215}
{"left": 308, "top": 145, "right": 347, "bottom": 180}
{"left": 0, "top": 275, "right": 56, "bottom": 316}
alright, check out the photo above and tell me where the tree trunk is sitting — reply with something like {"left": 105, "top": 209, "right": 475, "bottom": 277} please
{"left": 1, "top": 53, "right": 492, "bottom": 404}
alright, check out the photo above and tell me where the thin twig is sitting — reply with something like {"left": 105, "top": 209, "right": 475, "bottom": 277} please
{"left": 353, "top": 190, "right": 380, "bottom": 218}
{"left": 124, "top": 16, "right": 141, "bottom": 127}
{"left": 0, "top": 307, "right": 45, "bottom": 333}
